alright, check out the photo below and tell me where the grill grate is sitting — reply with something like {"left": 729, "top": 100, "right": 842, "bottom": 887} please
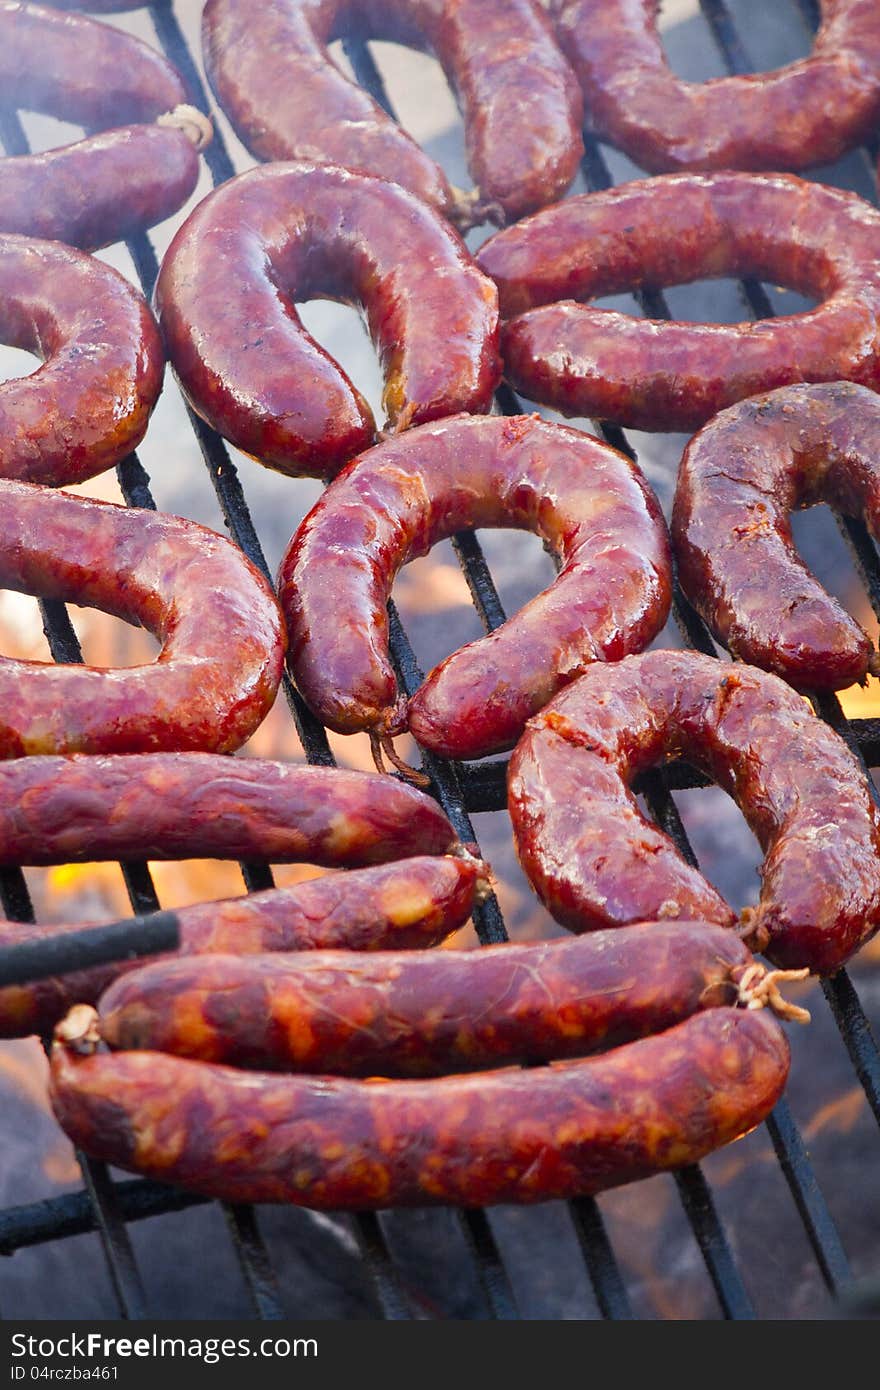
{"left": 0, "top": 0, "right": 877, "bottom": 1320}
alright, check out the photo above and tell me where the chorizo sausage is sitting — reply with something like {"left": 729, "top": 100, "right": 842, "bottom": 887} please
{"left": 507, "top": 650, "right": 880, "bottom": 976}
{"left": 0, "top": 855, "right": 485, "bottom": 1039}
{"left": 96, "top": 920, "right": 762, "bottom": 1075}
{"left": 0, "top": 3, "right": 208, "bottom": 247}
{"left": 155, "top": 161, "right": 501, "bottom": 479}
{"left": 672, "top": 381, "right": 880, "bottom": 692}
{"left": 48, "top": 1007, "right": 790, "bottom": 1208}
{"left": 202, "top": 0, "right": 583, "bottom": 226}
{"left": 0, "top": 478, "right": 284, "bottom": 756}
{"left": 280, "top": 413, "right": 671, "bottom": 760}
{"left": 551, "top": 0, "right": 880, "bottom": 174}
{"left": 0, "top": 235, "right": 163, "bottom": 485}
{"left": 477, "top": 171, "right": 880, "bottom": 433}
{"left": 0, "top": 753, "right": 460, "bottom": 866}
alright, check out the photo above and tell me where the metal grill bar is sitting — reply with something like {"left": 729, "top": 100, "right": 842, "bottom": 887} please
{"left": 673, "top": 1167, "right": 755, "bottom": 1319}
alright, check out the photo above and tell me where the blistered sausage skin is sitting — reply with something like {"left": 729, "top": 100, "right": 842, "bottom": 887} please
{"left": 0, "top": 754, "right": 460, "bottom": 867}
{"left": 49, "top": 1008, "right": 789, "bottom": 1209}
{"left": 0, "top": 236, "right": 163, "bottom": 486}
{"left": 280, "top": 414, "right": 671, "bottom": 760}
{"left": 0, "top": 856, "right": 484, "bottom": 1039}
{"left": 551, "top": 0, "right": 880, "bottom": 174}
{"left": 0, "top": 3, "right": 206, "bottom": 247}
{"left": 508, "top": 650, "right": 880, "bottom": 976}
{"left": 0, "top": 479, "right": 284, "bottom": 757}
{"left": 202, "top": 0, "right": 583, "bottom": 226}
{"left": 155, "top": 162, "right": 501, "bottom": 479}
{"left": 673, "top": 382, "right": 880, "bottom": 692}
{"left": 477, "top": 172, "right": 880, "bottom": 433}
{"left": 97, "top": 920, "right": 757, "bottom": 1076}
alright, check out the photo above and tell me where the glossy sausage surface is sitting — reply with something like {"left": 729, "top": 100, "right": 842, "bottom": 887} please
{"left": 477, "top": 172, "right": 880, "bottom": 433}
{"left": 156, "top": 162, "right": 501, "bottom": 478}
{"left": 508, "top": 649, "right": 880, "bottom": 975}
{"left": 49, "top": 1007, "right": 790, "bottom": 1208}
{"left": 280, "top": 413, "right": 671, "bottom": 759}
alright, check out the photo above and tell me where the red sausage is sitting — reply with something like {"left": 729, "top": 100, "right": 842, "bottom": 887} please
{"left": 202, "top": 0, "right": 583, "bottom": 226}
{"left": 49, "top": 1007, "right": 790, "bottom": 1209}
{"left": 97, "top": 920, "right": 759, "bottom": 1076}
{"left": 673, "top": 381, "right": 880, "bottom": 692}
{"left": 508, "top": 650, "right": 880, "bottom": 976}
{"left": 155, "top": 162, "right": 501, "bottom": 479}
{"left": 0, "top": 478, "right": 284, "bottom": 757}
{"left": 0, "top": 754, "right": 460, "bottom": 866}
{"left": 477, "top": 172, "right": 880, "bottom": 433}
{"left": 552, "top": 0, "right": 880, "bottom": 174}
{"left": 280, "top": 414, "right": 671, "bottom": 760}
{"left": 0, "top": 235, "right": 163, "bottom": 485}
{"left": 0, "top": 3, "right": 208, "bottom": 247}
{"left": 0, "top": 855, "right": 485, "bottom": 1039}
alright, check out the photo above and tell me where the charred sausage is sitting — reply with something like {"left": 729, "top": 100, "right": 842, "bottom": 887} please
{"left": 507, "top": 650, "right": 880, "bottom": 976}
{"left": 477, "top": 172, "right": 880, "bottom": 433}
{"left": 0, "top": 235, "right": 163, "bottom": 485}
{"left": 552, "top": 0, "right": 880, "bottom": 174}
{"left": 0, "top": 478, "right": 284, "bottom": 756}
{"left": 49, "top": 1007, "right": 790, "bottom": 1208}
{"left": 280, "top": 413, "right": 671, "bottom": 760}
{"left": 202, "top": 0, "right": 583, "bottom": 226}
{"left": 673, "top": 381, "right": 880, "bottom": 692}
{"left": 155, "top": 162, "right": 501, "bottom": 479}
{"left": 0, "top": 855, "right": 485, "bottom": 1039}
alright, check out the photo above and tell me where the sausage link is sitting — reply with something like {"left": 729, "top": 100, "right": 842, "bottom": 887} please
{"left": 155, "top": 162, "right": 501, "bottom": 479}
{"left": 477, "top": 172, "right": 880, "bottom": 433}
{"left": 0, "top": 478, "right": 284, "bottom": 756}
{"left": 97, "top": 920, "right": 756, "bottom": 1076}
{"left": 202, "top": 0, "right": 583, "bottom": 226}
{"left": 280, "top": 413, "right": 671, "bottom": 759}
{"left": 0, "top": 754, "right": 460, "bottom": 866}
{"left": 0, "top": 856, "right": 483, "bottom": 1039}
{"left": 0, "top": 235, "right": 163, "bottom": 485}
{"left": 672, "top": 381, "right": 880, "bottom": 692}
{"left": 49, "top": 1008, "right": 790, "bottom": 1208}
{"left": 508, "top": 650, "right": 880, "bottom": 976}
{"left": 552, "top": 0, "right": 880, "bottom": 174}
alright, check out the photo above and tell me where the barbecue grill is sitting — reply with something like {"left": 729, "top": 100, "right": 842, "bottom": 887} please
{"left": 0, "top": 0, "right": 878, "bottom": 1321}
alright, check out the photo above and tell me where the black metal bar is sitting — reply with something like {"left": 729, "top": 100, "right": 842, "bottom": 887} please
{"left": 765, "top": 1101, "right": 852, "bottom": 1294}
{"left": 222, "top": 1207, "right": 286, "bottom": 1321}
{"left": 0, "top": 912, "right": 179, "bottom": 987}
{"left": 0, "top": 1182, "right": 209, "bottom": 1257}
{"left": 821, "top": 971, "right": 880, "bottom": 1129}
{"left": 351, "top": 1214, "right": 414, "bottom": 1320}
{"left": 568, "top": 1199, "right": 634, "bottom": 1320}
{"left": 673, "top": 1168, "right": 756, "bottom": 1320}
{"left": 460, "top": 1211, "right": 520, "bottom": 1320}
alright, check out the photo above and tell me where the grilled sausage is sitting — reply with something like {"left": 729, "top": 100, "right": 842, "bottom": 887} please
{"left": 156, "top": 161, "right": 501, "bottom": 479}
{"left": 477, "top": 171, "right": 880, "bottom": 433}
{"left": 552, "top": 0, "right": 880, "bottom": 174}
{"left": 280, "top": 413, "right": 671, "bottom": 760}
{"left": 0, "top": 754, "right": 460, "bottom": 866}
{"left": 49, "top": 1007, "right": 790, "bottom": 1208}
{"left": 0, "top": 235, "right": 163, "bottom": 485}
{"left": 96, "top": 920, "right": 758, "bottom": 1076}
{"left": 0, "top": 3, "right": 207, "bottom": 247}
{"left": 673, "top": 381, "right": 880, "bottom": 692}
{"left": 0, "top": 478, "right": 284, "bottom": 756}
{"left": 202, "top": 0, "right": 583, "bottom": 227}
{"left": 508, "top": 650, "right": 880, "bottom": 976}
{"left": 0, "top": 855, "right": 485, "bottom": 1038}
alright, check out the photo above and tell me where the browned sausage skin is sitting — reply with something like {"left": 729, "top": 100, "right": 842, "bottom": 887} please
{"left": 551, "top": 0, "right": 880, "bottom": 175}
{"left": 202, "top": 0, "right": 583, "bottom": 226}
{"left": 155, "top": 162, "right": 501, "bottom": 479}
{"left": 0, "top": 479, "right": 284, "bottom": 757}
{"left": 508, "top": 650, "right": 880, "bottom": 976}
{"left": 673, "top": 382, "right": 880, "bottom": 692}
{"left": 0, "top": 855, "right": 485, "bottom": 1039}
{"left": 49, "top": 1008, "right": 790, "bottom": 1208}
{"left": 97, "top": 920, "right": 763, "bottom": 1075}
{"left": 477, "top": 172, "right": 880, "bottom": 433}
{"left": 0, "top": 236, "right": 163, "bottom": 485}
{"left": 0, "top": 3, "right": 208, "bottom": 247}
{"left": 280, "top": 414, "right": 671, "bottom": 760}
